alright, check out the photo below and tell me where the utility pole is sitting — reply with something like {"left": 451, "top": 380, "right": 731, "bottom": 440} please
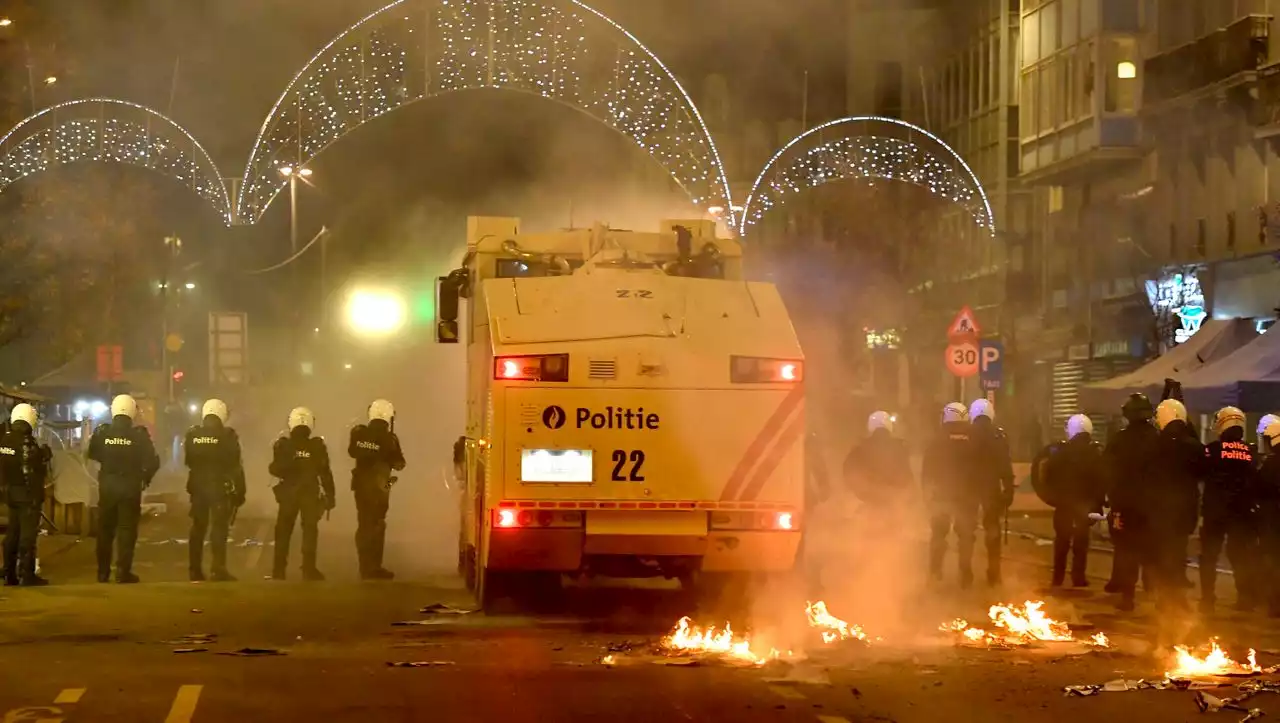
{"left": 160, "top": 236, "right": 181, "bottom": 403}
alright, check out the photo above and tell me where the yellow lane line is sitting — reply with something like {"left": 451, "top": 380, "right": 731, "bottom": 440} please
{"left": 164, "top": 685, "right": 203, "bottom": 723}
{"left": 53, "top": 688, "right": 84, "bottom": 704}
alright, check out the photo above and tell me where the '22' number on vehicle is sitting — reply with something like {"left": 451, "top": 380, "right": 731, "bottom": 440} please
{"left": 615, "top": 289, "right": 653, "bottom": 298}
{"left": 610, "top": 450, "right": 646, "bottom": 481}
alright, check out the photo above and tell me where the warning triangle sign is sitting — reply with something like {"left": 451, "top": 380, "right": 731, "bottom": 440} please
{"left": 947, "top": 306, "right": 980, "bottom": 340}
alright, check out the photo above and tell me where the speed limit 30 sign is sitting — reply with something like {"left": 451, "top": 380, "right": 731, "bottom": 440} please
{"left": 946, "top": 342, "right": 979, "bottom": 378}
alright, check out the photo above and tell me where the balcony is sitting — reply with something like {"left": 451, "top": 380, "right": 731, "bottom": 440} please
{"left": 1144, "top": 15, "right": 1272, "bottom": 112}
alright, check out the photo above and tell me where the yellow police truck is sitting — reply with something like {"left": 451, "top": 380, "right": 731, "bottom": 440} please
{"left": 437, "top": 217, "right": 805, "bottom": 606}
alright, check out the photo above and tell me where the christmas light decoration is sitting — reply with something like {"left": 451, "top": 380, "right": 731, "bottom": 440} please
{"left": 739, "top": 116, "right": 994, "bottom": 237}
{"left": 237, "top": 0, "right": 733, "bottom": 226}
{"left": 0, "top": 98, "right": 233, "bottom": 224}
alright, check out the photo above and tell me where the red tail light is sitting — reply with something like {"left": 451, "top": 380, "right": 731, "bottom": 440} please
{"left": 494, "top": 354, "right": 569, "bottom": 382}
{"left": 497, "top": 509, "right": 517, "bottom": 528}
{"left": 730, "top": 356, "right": 804, "bottom": 383}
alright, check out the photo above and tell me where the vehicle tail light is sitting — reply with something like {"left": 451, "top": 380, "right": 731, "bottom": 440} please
{"left": 730, "top": 356, "right": 803, "bottom": 383}
{"left": 494, "top": 505, "right": 583, "bottom": 529}
{"left": 497, "top": 509, "right": 517, "bottom": 528}
{"left": 708, "top": 510, "right": 800, "bottom": 531}
{"left": 494, "top": 354, "right": 569, "bottom": 382}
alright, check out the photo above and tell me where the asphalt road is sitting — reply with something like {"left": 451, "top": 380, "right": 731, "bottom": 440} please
{"left": 3, "top": 513, "right": 1280, "bottom": 722}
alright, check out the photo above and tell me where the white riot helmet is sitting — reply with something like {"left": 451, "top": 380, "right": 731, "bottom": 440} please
{"left": 1258, "top": 414, "right": 1280, "bottom": 439}
{"left": 969, "top": 398, "right": 994, "bottom": 421}
{"left": 867, "top": 410, "right": 894, "bottom": 434}
{"left": 9, "top": 403, "right": 37, "bottom": 430}
{"left": 1264, "top": 422, "right": 1280, "bottom": 447}
{"left": 942, "top": 402, "right": 968, "bottom": 424}
{"left": 201, "top": 398, "right": 228, "bottom": 424}
{"left": 288, "top": 407, "right": 315, "bottom": 431}
{"left": 110, "top": 394, "right": 138, "bottom": 420}
{"left": 369, "top": 399, "right": 395, "bottom": 424}
{"left": 1066, "top": 414, "right": 1093, "bottom": 439}
{"left": 1155, "top": 399, "right": 1188, "bottom": 430}
{"left": 1212, "top": 406, "right": 1246, "bottom": 437}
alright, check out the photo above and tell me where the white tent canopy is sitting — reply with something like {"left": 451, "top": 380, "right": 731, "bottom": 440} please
{"left": 1179, "top": 324, "right": 1280, "bottom": 413}
{"left": 1078, "top": 319, "right": 1257, "bottom": 412}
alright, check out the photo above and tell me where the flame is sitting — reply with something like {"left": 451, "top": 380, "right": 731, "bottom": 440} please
{"left": 661, "top": 616, "right": 778, "bottom": 664}
{"left": 988, "top": 601, "right": 1074, "bottom": 642}
{"left": 941, "top": 601, "right": 1082, "bottom": 646}
{"left": 1166, "top": 639, "right": 1261, "bottom": 679}
{"left": 805, "top": 601, "right": 869, "bottom": 644}
{"left": 1090, "top": 632, "right": 1110, "bottom": 648}
{"left": 600, "top": 654, "right": 616, "bottom": 666}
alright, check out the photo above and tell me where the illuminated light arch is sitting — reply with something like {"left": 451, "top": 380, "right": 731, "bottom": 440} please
{"left": 739, "top": 116, "right": 994, "bottom": 237}
{"left": 238, "top": 0, "right": 733, "bottom": 226}
{"left": 0, "top": 98, "right": 233, "bottom": 224}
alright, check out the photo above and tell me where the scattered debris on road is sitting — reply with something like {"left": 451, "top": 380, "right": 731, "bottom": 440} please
{"left": 419, "top": 603, "right": 474, "bottom": 615}
{"left": 392, "top": 619, "right": 461, "bottom": 627}
{"left": 217, "top": 647, "right": 286, "bottom": 657}
{"left": 172, "top": 648, "right": 208, "bottom": 654}
{"left": 162, "top": 634, "right": 217, "bottom": 646}
{"left": 386, "top": 661, "right": 455, "bottom": 667}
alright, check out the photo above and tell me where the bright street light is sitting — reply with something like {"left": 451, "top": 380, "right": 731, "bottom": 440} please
{"left": 184, "top": 282, "right": 195, "bottom": 290}
{"left": 43, "top": 76, "right": 56, "bottom": 85}
{"left": 298, "top": 167, "right": 312, "bottom": 177}
{"left": 0, "top": 18, "right": 12, "bottom": 27}
{"left": 344, "top": 288, "right": 407, "bottom": 337}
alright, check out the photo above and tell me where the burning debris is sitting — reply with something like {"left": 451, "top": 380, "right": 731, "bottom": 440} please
{"left": 941, "top": 601, "right": 1098, "bottom": 647}
{"left": 805, "top": 601, "right": 870, "bottom": 645}
{"left": 661, "top": 616, "right": 780, "bottom": 665}
{"left": 1167, "top": 640, "right": 1262, "bottom": 680}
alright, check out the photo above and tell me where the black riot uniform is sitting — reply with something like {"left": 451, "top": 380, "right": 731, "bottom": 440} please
{"left": 349, "top": 419, "right": 405, "bottom": 579}
{"left": 1043, "top": 434, "right": 1107, "bottom": 587}
{"left": 1200, "top": 427, "right": 1261, "bottom": 613}
{"left": 844, "top": 426, "right": 913, "bottom": 509}
{"left": 1256, "top": 438, "right": 1280, "bottom": 617}
{"left": 184, "top": 419, "right": 245, "bottom": 581}
{"left": 0, "top": 420, "right": 51, "bottom": 585}
{"left": 88, "top": 416, "right": 160, "bottom": 583}
{"left": 969, "top": 416, "right": 1016, "bottom": 586}
{"left": 923, "top": 418, "right": 979, "bottom": 587}
{"left": 1102, "top": 395, "right": 1160, "bottom": 609}
{"left": 270, "top": 427, "right": 335, "bottom": 580}
{"left": 1146, "top": 417, "right": 1205, "bottom": 613}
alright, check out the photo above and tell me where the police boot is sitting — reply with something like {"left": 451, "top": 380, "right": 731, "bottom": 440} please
{"left": 1117, "top": 593, "right": 1136, "bottom": 612}
{"left": 117, "top": 571, "right": 141, "bottom": 584}
{"left": 3, "top": 568, "right": 18, "bottom": 587}
{"left": 302, "top": 567, "right": 326, "bottom": 582}
{"left": 210, "top": 569, "right": 237, "bottom": 582}
{"left": 190, "top": 568, "right": 206, "bottom": 582}
{"left": 19, "top": 555, "right": 47, "bottom": 587}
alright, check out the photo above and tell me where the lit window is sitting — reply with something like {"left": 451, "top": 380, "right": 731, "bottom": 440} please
{"left": 1116, "top": 61, "right": 1136, "bottom": 79}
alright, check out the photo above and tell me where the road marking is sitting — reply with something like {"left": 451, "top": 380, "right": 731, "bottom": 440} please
{"left": 164, "top": 685, "right": 202, "bottom": 723}
{"left": 53, "top": 689, "right": 84, "bottom": 704}
{"left": 816, "top": 716, "right": 850, "bottom": 723}
{"left": 768, "top": 684, "right": 807, "bottom": 700}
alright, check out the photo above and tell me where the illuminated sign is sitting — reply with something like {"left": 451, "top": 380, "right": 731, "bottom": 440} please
{"left": 520, "top": 449, "right": 594, "bottom": 483}
{"left": 1145, "top": 269, "right": 1206, "bottom": 346}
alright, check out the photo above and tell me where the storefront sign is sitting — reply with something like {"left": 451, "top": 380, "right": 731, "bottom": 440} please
{"left": 1145, "top": 269, "right": 1206, "bottom": 347}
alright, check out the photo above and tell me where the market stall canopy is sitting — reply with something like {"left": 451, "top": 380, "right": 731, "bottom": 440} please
{"left": 1078, "top": 319, "right": 1257, "bottom": 412}
{"left": 1178, "top": 324, "right": 1280, "bottom": 413}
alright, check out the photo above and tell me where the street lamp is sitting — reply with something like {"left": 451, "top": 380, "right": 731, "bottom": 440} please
{"left": 42, "top": 76, "right": 55, "bottom": 85}
{"left": 0, "top": 18, "right": 12, "bottom": 27}
{"left": 184, "top": 282, "right": 196, "bottom": 290}
{"left": 344, "top": 288, "right": 407, "bottom": 337}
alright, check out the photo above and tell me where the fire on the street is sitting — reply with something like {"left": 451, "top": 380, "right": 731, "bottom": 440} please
{"left": 941, "top": 601, "right": 1100, "bottom": 647}
{"left": 805, "top": 601, "right": 870, "bottom": 644}
{"left": 1166, "top": 639, "right": 1261, "bottom": 679}
{"left": 661, "top": 616, "right": 779, "bottom": 664}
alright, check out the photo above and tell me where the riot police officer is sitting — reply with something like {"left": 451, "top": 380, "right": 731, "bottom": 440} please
{"left": 968, "top": 399, "right": 1015, "bottom": 587}
{"left": 1, "top": 404, "right": 51, "bottom": 586}
{"left": 844, "top": 411, "right": 913, "bottom": 509}
{"left": 1257, "top": 421, "right": 1280, "bottom": 617}
{"left": 1043, "top": 414, "right": 1106, "bottom": 588}
{"left": 88, "top": 394, "right": 160, "bottom": 583}
{"left": 1200, "top": 406, "right": 1260, "bottom": 614}
{"left": 923, "top": 402, "right": 976, "bottom": 587}
{"left": 184, "top": 399, "right": 245, "bottom": 582}
{"left": 1102, "top": 393, "right": 1160, "bottom": 610}
{"left": 1148, "top": 398, "right": 1204, "bottom": 613}
{"left": 349, "top": 399, "right": 405, "bottom": 580}
{"left": 270, "top": 407, "right": 335, "bottom": 581}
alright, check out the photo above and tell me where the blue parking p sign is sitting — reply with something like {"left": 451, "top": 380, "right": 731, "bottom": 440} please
{"left": 979, "top": 341, "right": 1003, "bottom": 391}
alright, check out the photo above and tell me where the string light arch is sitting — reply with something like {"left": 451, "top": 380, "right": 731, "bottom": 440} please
{"left": 0, "top": 98, "right": 233, "bottom": 224}
{"left": 739, "top": 116, "right": 994, "bottom": 237}
{"left": 237, "top": 0, "right": 734, "bottom": 226}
